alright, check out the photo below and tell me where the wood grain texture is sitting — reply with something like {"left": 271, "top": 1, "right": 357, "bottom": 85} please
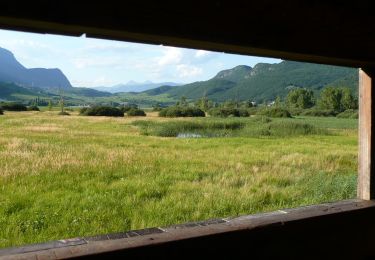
{"left": 358, "top": 68, "right": 374, "bottom": 199}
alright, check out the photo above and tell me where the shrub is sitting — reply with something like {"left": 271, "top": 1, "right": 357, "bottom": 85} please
{"left": 159, "top": 106, "right": 205, "bottom": 117}
{"left": 58, "top": 111, "right": 70, "bottom": 116}
{"left": 127, "top": 108, "right": 146, "bottom": 116}
{"left": 208, "top": 108, "right": 250, "bottom": 117}
{"left": 119, "top": 104, "right": 138, "bottom": 113}
{"left": 259, "top": 107, "right": 292, "bottom": 118}
{"left": 247, "top": 107, "right": 259, "bottom": 115}
{"left": 336, "top": 109, "right": 358, "bottom": 119}
{"left": 209, "top": 108, "right": 239, "bottom": 117}
{"left": 238, "top": 109, "right": 250, "bottom": 117}
{"left": 0, "top": 108, "right": 3, "bottom": 115}
{"left": 288, "top": 108, "right": 304, "bottom": 116}
{"left": 27, "top": 105, "right": 40, "bottom": 111}
{"left": 0, "top": 103, "right": 27, "bottom": 111}
{"left": 301, "top": 109, "right": 337, "bottom": 117}
{"left": 80, "top": 106, "right": 124, "bottom": 117}
{"left": 79, "top": 107, "right": 89, "bottom": 114}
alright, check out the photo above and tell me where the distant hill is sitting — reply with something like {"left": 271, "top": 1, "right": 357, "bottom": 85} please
{"left": 142, "top": 85, "right": 176, "bottom": 95}
{"left": 146, "top": 61, "right": 358, "bottom": 102}
{"left": 0, "top": 47, "right": 113, "bottom": 103}
{"left": 92, "top": 81, "right": 181, "bottom": 93}
{"left": 0, "top": 82, "right": 48, "bottom": 101}
{"left": 0, "top": 46, "right": 359, "bottom": 106}
{"left": 62, "top": 87, "right": 112, "bottom": 98}
{"left": 0, "top": 47, "right": 72, "bottom": 89}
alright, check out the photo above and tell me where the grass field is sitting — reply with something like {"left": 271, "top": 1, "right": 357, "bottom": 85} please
{"left": 0, "top": 111, "right": 358, "bottom": 248}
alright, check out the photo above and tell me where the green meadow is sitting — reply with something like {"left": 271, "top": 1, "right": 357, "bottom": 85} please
{"left": 0, "top": 111, "right": 357, "bottom": 248}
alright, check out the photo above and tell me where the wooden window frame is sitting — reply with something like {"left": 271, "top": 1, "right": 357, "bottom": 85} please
{"left": 358, "top": 68, "right": 375, "bottom": 200}
{"left": 0, "top": 16, "right": 374, "bottom": 258}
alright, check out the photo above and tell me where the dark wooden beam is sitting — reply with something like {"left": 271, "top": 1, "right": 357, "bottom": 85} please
{"left": 0, "top": 1, "right": 374, "bottom": 67}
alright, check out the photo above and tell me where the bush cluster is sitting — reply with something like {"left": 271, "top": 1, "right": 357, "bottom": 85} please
{"left": 80, "top": 106, "right": 124, "bottom": 117}
{"left": 301, "top": 109, "right": 337, "bottom": 117}
{"left": 119, "top": 104, "right": 138, "bottom": 113}
{"left": 336, "top": 109, "right": 358, "bottom": 119}
{"left": 0, "top": 108, "right": 3, "bottom": 115}
{"left": 159, "top": 106, "right": 205, "bottom": 117}
{"left": 27, "top": 105, "right": 40, "bottom": 111}
{"left": 0, "top": 103, "right": 27, "bottom": 111}
{"left": 208, "top": 108, "right": 249, "bottom": 117}
{"left": 259, "top": 107, "right": 292, "bottom": 118}
{"left": 127, "top": 108, "right": 146, "bottom": 116}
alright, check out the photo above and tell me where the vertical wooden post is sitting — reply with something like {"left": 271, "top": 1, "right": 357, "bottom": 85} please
{"left": 358, "top": 68, "right": 375, "bottom": 200}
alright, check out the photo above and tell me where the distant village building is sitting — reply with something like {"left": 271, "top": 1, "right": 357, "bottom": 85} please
{"left": 119, "top": 102, "right": 130, "bottom": 107}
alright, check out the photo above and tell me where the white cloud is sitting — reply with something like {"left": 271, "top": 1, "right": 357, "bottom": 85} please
{"left": 157, "top": 47, "right": 183, "bottom": 66}
{"left": 195, "top": 50, "right": 211, "bottom": 58}
{"left": 72, "top": 56, "right": 123, "bottom": 69}
{"left": 81, "top": 42, "right": 130, "bottom": 54}
{"left": 71, "top": 76, "right": 115, "bottom": 87}
{"left": 176, "top": 64, "right": 203, "bottom": 78}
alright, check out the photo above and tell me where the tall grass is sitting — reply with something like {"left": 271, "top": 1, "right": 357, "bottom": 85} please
{"left": 132, "top": 117, "right": 328, "bottom": 138}
{"left": 132, "top": 119, "right": 245, "bottom": 137}
{"left": 0, "top": 112, "right": 358, "bottom": 248}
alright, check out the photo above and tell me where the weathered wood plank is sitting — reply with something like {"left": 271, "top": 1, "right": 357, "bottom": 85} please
{"left": 358, "top": 68, "right": 375, "bottom": 200}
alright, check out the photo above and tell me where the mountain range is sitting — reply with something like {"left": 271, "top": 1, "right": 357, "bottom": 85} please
{"left": 145, "top": 62, "right": 358, "bottom": 102}
{"left": 0, "top": 46, "right": 358, "bottom": 105}
{"left": 0, "top": 47, "right": 72, "bottom": 89}
{"left": 92, "top": 81, "right": 181, "bottom": 93}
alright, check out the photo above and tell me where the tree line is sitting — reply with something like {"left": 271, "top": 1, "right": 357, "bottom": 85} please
{"left": 284, "top": 86, "right": 357, "bottom": 112}
{"left": 156, "top": 86, "right": 358, "bottom": 118}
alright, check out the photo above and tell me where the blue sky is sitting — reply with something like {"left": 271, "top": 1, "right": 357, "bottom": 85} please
{"left": 0, "top": 29, "right": 282, "bottom": 88}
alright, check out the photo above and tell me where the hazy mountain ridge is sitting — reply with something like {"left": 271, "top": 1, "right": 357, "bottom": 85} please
{"left": 0, "top": 47, "right": 358, "bottom": 105}
{"left": 92, "top": 81, "right": 181, "bottom": 93}
{"left": 0, "top": 47, "right": 72, "bottom": 89}
{"left": 147, "top": 61, "right": 358, "bottom": 102}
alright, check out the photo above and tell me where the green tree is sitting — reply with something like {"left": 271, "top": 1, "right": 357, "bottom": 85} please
{"left": 341, "top": 87, "right": 358, "bottom": 110}
{"left": 195, "top": 96, "right": 213, "bottom": 111}
{"left": 286, "top": 88, "right": 315, "bottom": 109}
{"left": 48, "top": 100, "right": 53, "bottom": 111}
{"left": 319, "top": 86, "right": 342, "bottom": 111}
{"left": 176, "top": 96, "right": 188, "bottom": 107}
{"left": 58, "top": 88, "right": 65, "bottom": 113}
{"left": 275, "top": 96, "right": 282, "bottom": 108}
{"left": 319, "top": 86, "right": 357, "bottom": 112}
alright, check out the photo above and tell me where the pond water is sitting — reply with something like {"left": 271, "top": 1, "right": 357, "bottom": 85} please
{"left": 176, "top": 133, "right": 203, "bottom": 138}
